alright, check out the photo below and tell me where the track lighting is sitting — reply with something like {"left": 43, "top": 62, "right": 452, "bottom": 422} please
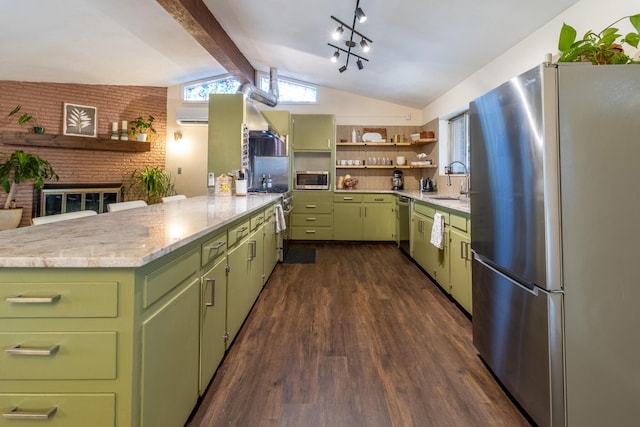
{"left": 360, "top": 38, "right": 370, "bottom": 52}
{"left": 332, "top": 25, "right": 344, "bottom": 40}
{"left": 328, "top": 1, "right": 372, "bottom": 73}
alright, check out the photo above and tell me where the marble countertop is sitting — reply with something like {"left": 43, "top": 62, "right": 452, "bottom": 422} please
{"left": 0, "top": 194, "right": 282, "bottom": 268}
{"left": 333, "top": 189, "right": 470, "bottom": 213}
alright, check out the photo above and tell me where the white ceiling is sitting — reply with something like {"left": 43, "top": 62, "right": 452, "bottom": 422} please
{"left": 0, "top": 0, "right": 579, "bottom": 109}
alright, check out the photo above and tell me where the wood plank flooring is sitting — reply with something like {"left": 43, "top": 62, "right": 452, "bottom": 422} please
{"left": 187, "top": 242, "right": 531, "bottom": 427}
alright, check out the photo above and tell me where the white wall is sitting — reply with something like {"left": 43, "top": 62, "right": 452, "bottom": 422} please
{"left": 421, "top": 0, "right": 639, "bottom": 122}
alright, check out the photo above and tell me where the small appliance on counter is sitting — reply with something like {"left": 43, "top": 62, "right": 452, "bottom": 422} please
{"left": 391, "top": 170, "right": 404, "bottom": 190}
{"left": 422, "top": 177, "right": 435, "bottom": 192}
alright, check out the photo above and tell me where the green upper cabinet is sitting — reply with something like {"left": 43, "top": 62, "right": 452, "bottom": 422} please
{"left": 262, "top": 110, "right": 291, "bottom": 136}
{"left": 291, "top": 114, "right": 335, "bottom": 151}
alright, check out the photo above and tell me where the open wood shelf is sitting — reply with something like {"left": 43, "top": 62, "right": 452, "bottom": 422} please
{"left": 336, "top": 138, "right": 437, "bottom": 146}
{"left": 2, "top": 132, "right": 151, "bottom": 153}
{"left": 336, "top": 165, "right": 437, "bottom": 169}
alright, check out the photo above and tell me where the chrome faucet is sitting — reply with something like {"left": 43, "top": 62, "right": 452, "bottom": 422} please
{"left": 446, "top": 161, "right": 470, "bottom": 197}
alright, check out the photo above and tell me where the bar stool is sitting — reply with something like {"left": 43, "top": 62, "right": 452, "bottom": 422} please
{"left": 32, "top": 210, "right": 97, "bottom": 225}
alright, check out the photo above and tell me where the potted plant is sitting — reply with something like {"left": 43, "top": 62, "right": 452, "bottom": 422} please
{"left": 557, "top": 14, "right": 640, "bottom": 64}
{"left": 0, "top": 150, "right": 58, "bottom": 229}
{"left": 129, "top": 115, "right": 156, "bottom": 142}
{"left": 123, "top": 165, "right": 174, "bottom": 204}
{"left": 4, "top": 105, "right": 33, "bottom": 127}
{"left": 32, "top": 117, "right": 45, "bottom": 134}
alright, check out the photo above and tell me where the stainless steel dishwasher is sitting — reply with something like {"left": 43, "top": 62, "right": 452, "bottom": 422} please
{"left": 398, "top": 196, "right": 410, "bottom": 254}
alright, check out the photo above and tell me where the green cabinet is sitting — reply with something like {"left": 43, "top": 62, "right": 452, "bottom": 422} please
{"left": 291, "top": 191, "right": 333, "bottom": 240}
{"left": 249, "top": 217, "right": 265, "bottom": 303}
{"left": 263, "top": 206, "right": 279, "bottom": 278}
{"left": 449, "top": 214, "right": 472, "bottom": 314}
{"left": 333, "top": 193, "right": 394, "bottom": 241}
{"left": 199, "top": 257, "right": 228, "bottom": 394}
{"left": 226, "top": 220, "right": 252, "bottom": 347}
{"left": 291, "top": 114, "right": 335, "bottom": 151}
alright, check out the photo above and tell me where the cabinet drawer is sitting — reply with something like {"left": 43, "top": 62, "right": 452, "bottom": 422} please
{"left": 250, "top": 211, "right": 266, "bottom": 231}
{"left": 227, "top": 219, "right": 250, "bottom": 248}
{"left": 143, "top": 249, "right": 199, "bottom": 309}
{"left": 294, "top": 201, "right": 333, "bottom": 214}
{"left": 450, "top": 214, "right": 469, "bottom": 233}
{"left": 0, "top": 393, "right": 115, "bottom": 427}
{"left": 363, "top": 194, "right": 393, "bottom": 203}
{"left": 333, "top": 194, "right": 363, "bottom": 203}
{"left": 291, "top": 227, "right": 333, "bottom": 240}
{"left": 201, "top": 231, "right": 227, "bottom": 268}
{"left": 0, "top": 282, "right": 118, "bottom": 319}
{"left": 414, "top": 202, "right": 449, "bottom": 224}
{"left": 291, "top": 213, "right": 333, "bottom": 227}
{"left": 0, "top": 332, "right": 117, "bottom": 380}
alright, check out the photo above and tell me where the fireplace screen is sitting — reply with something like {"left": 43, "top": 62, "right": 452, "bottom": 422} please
{"left": 36, "top": 184, "right": 121, "bottom": 217}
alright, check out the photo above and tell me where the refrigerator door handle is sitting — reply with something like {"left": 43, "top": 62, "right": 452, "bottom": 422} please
{"left": 473, "top": 253, "right": 539, "bottom": 296}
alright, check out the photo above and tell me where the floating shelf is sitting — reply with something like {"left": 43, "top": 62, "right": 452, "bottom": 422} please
{"left": 1, "top": 132, "right": 151, "bottom": 153}
{"left": 336, "top": 165, "right": 437, "bottom": 169}
{"left": 336, "top": 138, "right": 437, "bottom": 146}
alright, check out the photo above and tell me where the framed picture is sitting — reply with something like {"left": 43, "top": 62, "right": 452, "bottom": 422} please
{"left": 63, "top": 103, "right": 97, "bottom": 137}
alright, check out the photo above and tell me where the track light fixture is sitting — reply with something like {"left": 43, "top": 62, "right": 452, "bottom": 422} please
{"left": 327, "top": 0, "right": 372, "bottom": 73}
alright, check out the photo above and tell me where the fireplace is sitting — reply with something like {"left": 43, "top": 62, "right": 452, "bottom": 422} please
{"left": 33, "top": 183, "right": 122, "bottom": 218}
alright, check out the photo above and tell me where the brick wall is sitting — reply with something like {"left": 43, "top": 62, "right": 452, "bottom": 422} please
{"left": 0, "top": 81, "right": 167, "bottom": 226}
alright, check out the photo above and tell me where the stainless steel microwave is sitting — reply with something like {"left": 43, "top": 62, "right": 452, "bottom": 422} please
{"left": 294, "top": 171, "right": 330, "bottom": 190}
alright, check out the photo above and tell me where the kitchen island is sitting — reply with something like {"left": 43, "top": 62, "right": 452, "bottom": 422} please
{"left": 0, "top": 194, "right": 282, "bottom": 427}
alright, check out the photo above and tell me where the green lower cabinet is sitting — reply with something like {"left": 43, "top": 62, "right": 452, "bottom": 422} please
{"left": 226, "top": 238, "right": 252, "bottom": 347}
{"left": 449, "top": 220, "right": 472, "bottom": 315}
{"left": 249, "top": 225, "right": 265, "bottom": 303}
{"left": 141, "top": 277, "right": 200, "bottom": 427}
{"left": 410, "top": 211, "right": 430, "bottom": 269}
{"left": 333, "top": 194, "right": 394, "bottom": 241}
{"left": 199, "top": 258, "right": 228, "bottom": 394}
{"left": 263, "top": 209, "right": 279, "bottom": 278}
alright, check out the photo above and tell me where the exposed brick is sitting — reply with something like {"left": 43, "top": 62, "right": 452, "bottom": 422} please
{"left": 1, "top": 81, "right": 167, "bottom": 226}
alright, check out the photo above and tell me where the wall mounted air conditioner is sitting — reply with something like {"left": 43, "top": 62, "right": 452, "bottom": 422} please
{"left": 175, "top": 106, "right": 208, "bottom": 125}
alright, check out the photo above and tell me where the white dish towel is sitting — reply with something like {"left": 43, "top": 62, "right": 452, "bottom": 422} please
{"left": 430, "top": 212, "right": 444, "bottom": 249}
{"left": 274, "top": 204, "right": 286, "bottom": 233}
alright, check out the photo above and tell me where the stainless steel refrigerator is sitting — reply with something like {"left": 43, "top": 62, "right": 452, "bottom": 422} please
{"left": 247, "top": 130, "right": 289, "bottom": 193}
{"left": 470, "top": 63, "right": 640, "bottom": 427}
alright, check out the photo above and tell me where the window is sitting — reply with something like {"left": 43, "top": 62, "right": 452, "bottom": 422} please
{"left": 447, "top": 112, "right": 469, "bottom": 174}
{"left": 182, "top": 74, "right": 318, "bottom": 104}
{"left": 257, "top": 75, "right": 318, "bottom": 104}
{"left": 182, "top": 76, "right": 240, "bottom": 102}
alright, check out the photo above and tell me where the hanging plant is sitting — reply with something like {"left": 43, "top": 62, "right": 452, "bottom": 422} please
{"left": 557, "top": 14, "right": 640, "bottom": 64}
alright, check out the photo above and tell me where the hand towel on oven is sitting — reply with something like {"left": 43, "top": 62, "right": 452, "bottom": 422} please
{"left": 430, "top": 212, "right": 444, "bottom": 249}
{"left": 274, "top": 204, "right": 286, "bottom": 233}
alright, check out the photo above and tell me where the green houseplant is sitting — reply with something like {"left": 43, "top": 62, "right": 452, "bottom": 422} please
{"left": 123, "top": 165, "right": 175, "bottom": 204}
{"left": 129, "top": 115, "right": 156, "bottom": 142}
{"left": 0, "top": 150, "right": 58, "bottom": 229}
{"left": 558, "top": 14, "right": 640, "bottom": 64}
{"left": 4, "top": 105, "right": 33, "bottom": 127}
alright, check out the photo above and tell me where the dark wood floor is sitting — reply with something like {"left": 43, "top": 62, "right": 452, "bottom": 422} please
{"left": 187, "top": 242, "right": 531, "bottom": 427}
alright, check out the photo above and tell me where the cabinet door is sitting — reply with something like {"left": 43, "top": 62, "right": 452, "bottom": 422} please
{"left": 292, "top": 115, "right": 334, "bottom": 151}
{"left": 422, "top": 215, "right": 449, "bottom": 285}
{"left": 363, "top": 203, "right": 393, "bottom": 241}
{"left": 410, "top": 213, "right": 429, "bottom": 269}
{"left": 450, "top": 228, "right": 472, "bottom": 314}
{"left": 333, "top": 204, "right": 363, "bottom": 240}
{"left": 141, "top": 278, "right": 200, "bottom": 427}
{"left": 249, "top": 225, "right": 264, "bottom": 304}
{"left": 263, "top": 212, "right": 279, "bottom": 278}
{"left": 226, "top": 239, "right": 251, "bottom": 347}
{"left": 200, "top": 258, "right": 228, "bottom": 394}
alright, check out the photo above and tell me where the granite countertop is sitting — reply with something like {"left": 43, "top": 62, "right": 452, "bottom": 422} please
{"left": 0, "top": 194, "right": 281, "bottom": 268}
{"left": 333, "top": 189, "right": 470, "bottom": 214}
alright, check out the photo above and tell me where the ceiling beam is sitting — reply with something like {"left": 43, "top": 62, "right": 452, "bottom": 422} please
{"left": 156, "top": 0, "right": 255, "bottom": 85}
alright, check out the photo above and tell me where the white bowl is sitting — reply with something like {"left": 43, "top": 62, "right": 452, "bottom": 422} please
{"left": 410, "top": 133, "right": 420, "bottom": 141}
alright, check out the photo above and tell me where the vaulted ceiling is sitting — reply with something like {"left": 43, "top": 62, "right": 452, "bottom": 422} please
{"left": 0, "top": 0, "right": 580, "bottom": 108}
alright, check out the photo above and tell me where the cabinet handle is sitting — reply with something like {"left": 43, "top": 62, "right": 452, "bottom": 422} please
{"left": 327, "top": 138, "right": 331, "bottom": 149}
{"left": 205, "top": 278, "right": 215, "bottom": 307}
{"left": 364, "top": 206, "right": 368, "bottom": 217}
{"left": 3, "top": 406, "right": 57, "bottom": 420}
{"left": 237, "top": 226, "right": 248, "bottom": 233}
{"left": 305, "top": 230, "right": 316, "bottom": 234}
{"left": 343, "top": 197, "right": 353, "bottom": 200}
{"left": 5, "top": 344, "right": 60, "bottom": 356}
{"left": 374, "top": 198, "right": 384, "bottom": 201}
{"left": 248, "top": 240, "right": 257, "bottom": 260}
{"left": 306, "top": 204, "right": 316, "bottom": 208}
{"left": 460, "top": 241, "right": 465, "bottom": 259}
{"left": 465, "top": 242, "right": 471, "bottom": 261}
{"left": 205, "top": 241, "right": 225, "bottom": 251}
{"left": 6, "top": 294, "right": 61, "bottom": 304}
{"left": 305, "top": 217, "right": 316, "bottom": 221}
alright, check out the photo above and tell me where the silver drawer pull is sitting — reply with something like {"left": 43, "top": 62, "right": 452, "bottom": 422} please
{"left": 5, "top": 344, "right": 60, "bottom": 356}
{"left": 6, "top": 294, "right": 61, "bottom": 304}
{"left": 205, "top": 278, "right": 216, "bottom": 307}
{"left": 374, "top": 198, "right": 384, "bottom": 201}
{"left": 305, "top": 217, "right": 316, "bottom": 221}
{"left": 206, "top": 241, "right": 225, "bottom": 251}
{"left": 343, "top": 197, "right": 353, "bottom": 200}
{"left": 305, "top": 204, "right": 316, "bottom": 208}
{"left": 305, "top": 230, "right": 316, "bottom": 234}
{"left": 3, "top": 406, "right": 58, "bottom": 420}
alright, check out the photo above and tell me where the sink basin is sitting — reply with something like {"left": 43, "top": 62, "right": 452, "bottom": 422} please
{"left": 429, "top": 196, "right": 462, "bottom": 201}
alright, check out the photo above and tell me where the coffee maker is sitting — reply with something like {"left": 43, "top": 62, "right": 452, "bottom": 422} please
{"left": 391, "top": 170, "right": 404, "bottom": 190}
